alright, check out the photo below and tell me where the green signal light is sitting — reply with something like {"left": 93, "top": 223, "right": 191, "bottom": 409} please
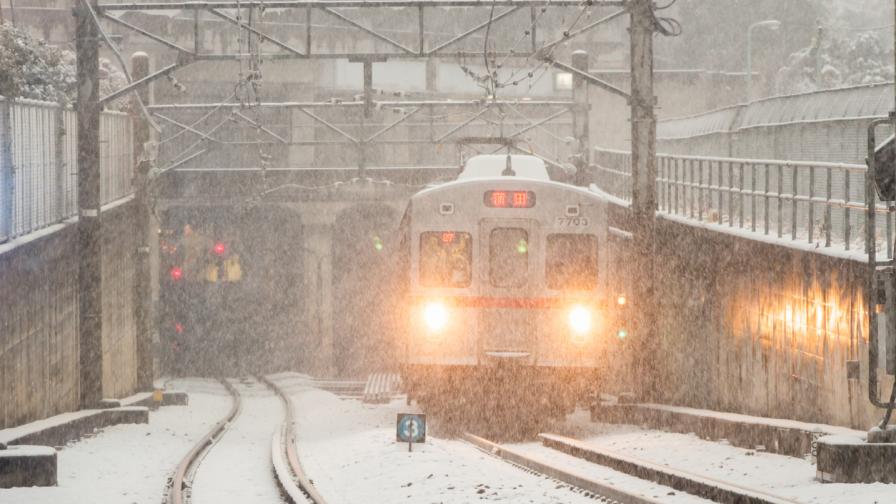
{"left": 516, "top": 239, "right": 528, "bottom": 254}
{"left": 617, "top": 329, "right": 628, "bottom": 339}
{"left": 372, "top": 236, "right": 384, "bottom": 251}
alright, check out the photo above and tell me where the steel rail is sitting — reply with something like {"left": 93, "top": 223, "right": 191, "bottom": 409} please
{"left": 168, "top": 379, "right": 242, "bottom": 504}
{"left": 261, "top": 375, "right": 329, "bottom": 504}
{"left": 462, "top": 432, "right": 659, "bottom": 504}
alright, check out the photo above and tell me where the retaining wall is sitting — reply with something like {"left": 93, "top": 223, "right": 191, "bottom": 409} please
{"left": 0, "top": 201, "right": 140, "bottom": 428}
{"left": 642, "top": 215, "right": 888, "bottom": 430}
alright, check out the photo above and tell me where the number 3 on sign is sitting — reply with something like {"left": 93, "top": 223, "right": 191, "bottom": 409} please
{"left": 557, "top": 217, "right": 589, "bottom": 226}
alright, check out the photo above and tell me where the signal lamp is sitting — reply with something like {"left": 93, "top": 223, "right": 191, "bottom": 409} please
{"left": 617, "top": 295, "right": 627, "bottom": 306}
{"left": 213, "top": 241, "right": 226, "bottom": 256}
{"left": 373, "top": 236, "right": 384, "bottom": 252}
{"left": 169, "top": 266, "right": 183, "bottom": 282}
{"left": 617, "top": 329, "right": 629, "bottom": 339}
{"left": 174, "top": 322, "right": 184, "bottom": 334}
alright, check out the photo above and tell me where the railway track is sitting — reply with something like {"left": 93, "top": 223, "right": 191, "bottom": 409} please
{"left": 165, "top": 377, "right": 328, "bottom": 504}
{"left": 463, "top": 432, "right": 806, "bottom": 504}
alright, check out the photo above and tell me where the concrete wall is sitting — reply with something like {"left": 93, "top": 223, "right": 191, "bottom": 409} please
{"left": 0, "top": 201, "right": 140, "bottom": 428}
{"left": 638, "top": 215, "right": 889, "bottom": 430}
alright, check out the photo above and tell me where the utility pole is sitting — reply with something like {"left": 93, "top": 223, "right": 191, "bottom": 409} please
{"left": 629, "top": 0, "right": 658, "bottom": 401}
{"left": 75, "top": 0, "right": 104, "bottom": 408}
{"left": 571, "top": 50, "right": 590, "bottom": 187}
{"left": 131, "top": 52, "right": 154, "bottom": 391}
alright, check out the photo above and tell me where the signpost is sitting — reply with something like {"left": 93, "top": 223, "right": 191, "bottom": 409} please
{"left": 396, "top": 413, "right": 426, "bottom": 452}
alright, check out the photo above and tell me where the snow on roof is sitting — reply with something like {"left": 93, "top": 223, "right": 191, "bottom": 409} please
{"left": 457, "top": 155, "right": 550, "bottom": 181}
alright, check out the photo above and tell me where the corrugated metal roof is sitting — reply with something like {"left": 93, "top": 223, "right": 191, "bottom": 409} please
{"left": 658, "top": 83, "right": 894, "bottom": 140}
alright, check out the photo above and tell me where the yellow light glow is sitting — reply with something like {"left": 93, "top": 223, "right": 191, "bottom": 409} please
{"left": 568, "top": 305, "right": 592, "bottom": 336}
{"left": 423, "top": 301, "right": 449, "bottom": 332}
{"left": 617, "top": 295, "right": 627, "bottom": 306}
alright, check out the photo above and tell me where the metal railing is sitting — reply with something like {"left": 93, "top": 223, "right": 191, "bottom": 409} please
{"left": 593, "top": 147, "right": 896, "bottom": 260}
{"left": 0, "top": 96, "right": 134, "bottom": 244}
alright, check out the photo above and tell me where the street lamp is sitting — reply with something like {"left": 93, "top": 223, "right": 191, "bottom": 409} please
{"left": 746, "top": 19, "right": 781, "bottom": 102}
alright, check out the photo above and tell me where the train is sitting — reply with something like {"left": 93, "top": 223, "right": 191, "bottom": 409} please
{"left": 398, "top": 154, "right": 630, "bottom": 423}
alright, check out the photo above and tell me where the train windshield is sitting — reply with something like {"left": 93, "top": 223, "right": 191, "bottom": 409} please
{"left": 419, "top": 232, "right": 473, "bottom": 288}
{"left": 489, "top": 228, "right": 529, "bottom": 288}
{"left": 546, "top": 234, "right": 598, "bottom": 290}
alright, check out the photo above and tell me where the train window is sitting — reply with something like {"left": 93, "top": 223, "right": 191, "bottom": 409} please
{"left": 489, "top": 228, "right": 529, "bottom": 288}
{"left": 546, "top": 234, "right": 598, "bottom": 290}
{"left": 419, "top": 232, "right": 472, "bottom": 288}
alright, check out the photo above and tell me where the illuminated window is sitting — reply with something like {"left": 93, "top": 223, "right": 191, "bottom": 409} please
{"left": 489, "top": 228, "right": 528, "bottom": 288}
{"left": 419, "top": 232, "right": 472, "bottom": 288}
{"left": 546, "top": 234, "right": 598, "bottom": 290}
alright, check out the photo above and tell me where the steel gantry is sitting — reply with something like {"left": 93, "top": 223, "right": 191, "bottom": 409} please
{"left": 74, "top": 0, "right": 668, "bottom": 404}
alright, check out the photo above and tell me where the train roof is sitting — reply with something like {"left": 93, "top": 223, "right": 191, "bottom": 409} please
{"left": 457, "top": 155, "right": 550, "bottom": 181}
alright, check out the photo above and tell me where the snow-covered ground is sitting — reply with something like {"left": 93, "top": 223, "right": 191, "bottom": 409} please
{"left": 521, "top": 411, "right": 896, "bottom": 504}
{"left": 190, "top": 378, "right": 285, "bottom": 504}
{"left": 287, "top": 375, "right": 708, "bottom": 504}
{"left": 0, "top": 378, "right": 231, "bottom": 504}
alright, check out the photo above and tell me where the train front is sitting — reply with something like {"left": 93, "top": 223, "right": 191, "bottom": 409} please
{"left": 401, "top": 156, "right": 628, "bottom": 419}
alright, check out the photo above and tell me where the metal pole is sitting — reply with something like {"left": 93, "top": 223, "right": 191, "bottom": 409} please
{"left": 571, "top": 50, "right": 590, "bottom": 187}
{"left": 76, "top": 0, "right": 104, "bottom": 408}
{"left": 629, "top": 0, "right": 657, "bottom": 401}
{"left": 0, "top": 99, "right": 12, "bottom": 243}
{"left": 746, "top": 27, "right": 752, "bottom": 103}
{"left": 132, "top": 52, "right": 155, "bottom": 390}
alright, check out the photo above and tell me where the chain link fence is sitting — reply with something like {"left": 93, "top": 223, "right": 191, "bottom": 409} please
{"left": 0, "top": 96, "right": 133, "bottom": 244}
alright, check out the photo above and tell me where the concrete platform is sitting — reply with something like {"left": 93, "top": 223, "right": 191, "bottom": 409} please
{"left": 817, "top": 435, "right": 896, "bottom": 483}
{"left": 591, "top": 401, "right": 856, "bottom": 458}
{"left": 0, "top": 445, "right": 57, "bottom": 488}
{"left": 102, "top": 390, "right": 189, "bottom": 408}
{"left": 0, "top": 407, "right": 149, "bottom": 448}
{"left": 540, "top": 433, "right": 795, "bottom": 504}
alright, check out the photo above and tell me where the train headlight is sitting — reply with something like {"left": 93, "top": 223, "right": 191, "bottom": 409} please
{"left": 568, "top": 305, "right": 592, "bottom": 336}
{"left": 423, "top": 301, "right": 449, "bottom": 332}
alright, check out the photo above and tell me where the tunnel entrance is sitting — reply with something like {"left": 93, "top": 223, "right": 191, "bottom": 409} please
{"left": 159, "top": 205, "right": 305, "bottom": 377}
{"left": 331, "top": 204, "right": 403, "bottom": 378}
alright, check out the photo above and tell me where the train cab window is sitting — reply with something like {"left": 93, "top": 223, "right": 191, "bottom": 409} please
{"left": 419, "top": 232, "right": 472, "bottom": 288}
{"left": 546, "top": 234, "right": 598, "bottom": 290}
{"left": 489, "top": 228, "right": 529, "bottom": 288}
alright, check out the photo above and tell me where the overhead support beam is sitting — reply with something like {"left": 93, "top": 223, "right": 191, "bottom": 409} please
{"left": 296, "top": 108, "right": 359, "bottom": 144}
{"left": 148, "top": 99, "right": 574, "bottom": 111}
{"left": 365, "top": 107, "right": 421, "bottom": 143}
{"left": 543, "top": 57, "right": 630, "bottom": 100}
{"left": 320, "top": 7, "right": 418, "bottom": 55}
{"left": 233, "top": 111, "right": 289, "bottom": 143}
{"left": 99, "top": 62, "right": 183, "bottom": 106}
{"left": 153, "top": 113, "right": 224, "bottom": 144}
{"left": 425, "top": 6, "right": 520, "bottom": 55}
{"left": 97, "top": 1, "right": 626, "bottom": 11}
{"left": 432, "top": 107, "right": 492, "bottom": 143}
{"left": 209, "top": 8, "right": 306, "bottom": 57}
{"left": 539, "top": 8, "right": 626, "bottom": 52}
{"left": 100, "top": 12, "right": 194, "bottom": 54}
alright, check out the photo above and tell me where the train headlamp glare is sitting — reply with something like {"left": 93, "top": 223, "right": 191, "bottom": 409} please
{"left": 423, "top": 301, "right": 449, "bottom": 332}
{"left": 568, "top": 305, "right": 592, "bottom": 335}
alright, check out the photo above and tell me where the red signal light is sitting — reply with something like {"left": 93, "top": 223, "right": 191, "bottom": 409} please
{"left": 174, "top": 322, "right": 184, "bottom": 334}
{"left": 213, "top": 241, "right": 226, "bottom": 256}
{"left": 169, "top": 266, "right": 183, "bottom": 282}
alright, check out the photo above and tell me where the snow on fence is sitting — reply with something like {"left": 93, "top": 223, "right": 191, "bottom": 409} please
{"left": 593, "top": 147, "right": 896, "bottom": 260}
{"left": 0, "top": 96, "right": 133, "bottom": 244}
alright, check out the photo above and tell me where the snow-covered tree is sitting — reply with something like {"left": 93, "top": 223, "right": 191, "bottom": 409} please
{"left": 0, "top": 22, "right": 127, "bottom": 107}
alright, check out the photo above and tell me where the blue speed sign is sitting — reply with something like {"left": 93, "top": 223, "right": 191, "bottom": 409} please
{"left": 396, "top": 413, "right": 426, "bottom": 443}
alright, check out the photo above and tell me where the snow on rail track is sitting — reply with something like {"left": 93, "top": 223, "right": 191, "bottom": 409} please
{"left": 262, "top": 374, "right": 329, "bottom": 504}
{"left": 169, "top": 378, "right": 289, "bottom": 504}
{"left": 462, "top": 432, "right": 709, "bottom": 504}
{"left": 167, "top": 378, "right": 243, "bottom": 504}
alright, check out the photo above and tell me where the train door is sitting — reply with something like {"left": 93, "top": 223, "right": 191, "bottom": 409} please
{"left": 478, "top": 218, "right": 537, "bottom": 362}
